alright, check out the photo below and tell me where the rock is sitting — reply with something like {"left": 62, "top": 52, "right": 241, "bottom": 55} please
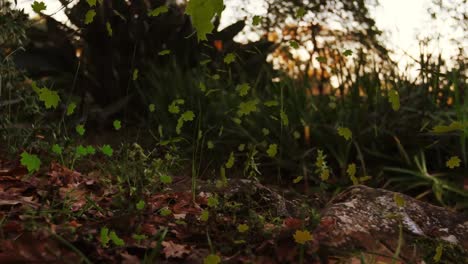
{"left": 313, "top": 185, "right": 468, "bottom": 262}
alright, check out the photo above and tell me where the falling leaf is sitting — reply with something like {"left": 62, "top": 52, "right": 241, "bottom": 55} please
{"left": 225, "top": 152, "right": 235, "bottom": 168}
{"left": 52, "top": 144, "right": 62, "bottom": 155}
{"left": 185, "top": 0, "right": 224, "bottom": 41}
{"left": 158, "top": 49, "right": 171, "bottom": 56}
{"left": 101, "top": 145, "right": 113, "bottom": 157}
{"left": 66, "top": 102, "right": 77, "bottom": 116}
{"left": 148, "top": 5, "right": 168, "bottom": 17}
{"left": 149, "top": 104, "right": 156, "bottom": 112}
{"left": 446, "top": 156, "right": 461, "bottom": 169}
{"left": 293, "top": 176, "right": 303, "bottom": 183}
{"left": 87, "top": 0, "right": 96, "bottom": 7}
{"left": 160, "top": 175, "right": 173, "bottom": 184}
{"left": 20, "top": 152, "right": 41, "bottom": 173}
{"left": 85, "top": 9, "right": 96, "bottom": 25}
{"left": 224, "top": 53, "right": 236, "bottom": 64}
{"left": 433, "top": 244, "right": 443, "bottom": 262}
{"left": 252, "top": 15, "right": 261, "bottom": 26}
{"left": 200, "top": 210, "right": 209, "bottom": 221}
{"left": 293, "top": 131, "right": 301, "bottom": 139}
{"left": 207, "top": 141, "right": 214, "bottom": 149}
{"left": 168, "top": 99, "right": 185, "bottom": 114}
{"left": 337, "top": 127, "right": 352, "bottom": 141}
{"left": 237, "top": 224, "right": 249, "bottom": 233}
{"left": 293, "top": 230, "right": 313, "bottom": 245}
{"left": 113, "top": 120, "right": 121, "bottom": 130}
{"left": 394, "top": 193, "right": 405, "bottom": 207}
{"left": 207, "top": 196, "right": 219, "bottom": 208}
{"left": 289, "top": 40, "right": 299, "bottom": 49}
{"left": 238, "top": 144, "right": 245, "bottom": 151}
{"left": 264, "top": 100, "right": 279, "bottom": 107}
{"left": 266, "top": 144, "right": 278, "bottom": 158}
{"left": 136, "top": 200, "right": 145, "bottom": 210}
{"left": 132, "top": 68, "right": 139, "bottom": 81}
{"left": 388, "top": 89, "right": 400, "bottom": 111}
{"left": 109, "top": 231, "right": 125, "bottom": 246}
{"left": 236, "top": 83, "right": 250, "bottom": 97}
{"left": 76, "top": 124, "right": 85, "bottom": 136}
{"left": 296, "top": 7, "right": 306, "bottom": 18}
{"left": 316, "top": 56, "right": 327, "bottom": 63}
{"left": 106, "top": 22, "right": 113, "bottom": 36}
{"left": 343, "top": 49, "right": 353, "bottom": 56}
{"left": 31, "top": 1, "right": 46, "bottom": 13}
{"left": 204, "top": 254, "right": 221, "bottom": 264}
{"left": 160, "top": 207, "right": 172, "bottom": 216}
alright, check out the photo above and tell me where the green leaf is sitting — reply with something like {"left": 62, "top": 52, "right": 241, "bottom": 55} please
{"left": 76, "top": 124, "right": 85, "bottom": 136}
{"left": 52, "top": 144, "right": 63, "bottom": 155}
{"left": 160, "top": 207, "right": 172, "bottom": 216}
{"left": 224, "top": 53, "right": 236, "bottom": 64}
{"left": 109, "top": 231, "right": 124, "bottom": 246}
{"left": 293, "top": 131, "right": 301, "bottom": 139}
{"left": 176, "top": 111, "right": 195, "bottom": 134}
{"left": 211, "top": 74, "right": 220, "bottom": 80}
{"left": 264, "top": 100, "right": 279, "bottom": 107}
{"left": 225, "top": 151, "right": 235, "bottom": 168}
{"left": 343, "top": 49, "right": 353, "bottom": 56}
{"left": 237, "top": 99, "right": 259, "bottom": 117}
{"left": 289, "top": 40, "right": 299, "bottom": 49}
{"left": 158, "top": 49, "right": 171, "bottom": 56}
{"left": 433, "top": 244, "right": 443, "bottom": 262}
{"left": 280, "top": 110, "right": 289, "bottom": 126}
{"left": 262, "top": 128, "right": 270, "bottom": 136}
{"left": 200, "top": 59, "right": 211, "bottom": 65}
{"left": 252, "top": 15, "right": 261, "bottom": 26}
{"left": 295, "top": 7, "right": 306, "bottom": 18}
{"left": 132, "top": 68, "right": 139, "bottom": 81}
{"left": 346, "top": 163, "right": 356, "bottom": 178}
{"left": 160, "top": 175, "right": 173, "bottom": 184}
{"left": 101, "top": 145, "right": 113, "bottom": 157}
{"left": 293, "top": 176, "right": 303, "bottom": 183}
{"left": 204, "top": 254, "right": 221, "bottom": 264}
{"left": 136, "top": 200, "right": 145, "bottom": 210}
{"left": 207, "top": 141, "right": 214, "bottom": 149}
{"left": 149, "top": 104, "right": 156, "bottom": 112}
{"left": 316, "top": 56, "right": 327, "bottom": 63}
{"left": 31, "top": 1, "right": 46, "bottom": 13}
{"left": 85, "top": 9, "right": 96, "bottom": 25}
{"left": 236, "top": 83, "right": 250, "bottom": 97}
{"left": 266, "top": 144, "right": 277, "bottom": 158}
{"left": 87, "top": 0, "right": 96, "bottom": 7}
{"left": 185, "top": 0, "right": 224, "bottom": 41}
{"left": 76, "top": 145, "right": 88, "bottom": 158}
{"left": 388, "top": 89, "right": 400, "bottom": 111}
{"left": 106, "top": 22, "right": 113, "bottom": 37}
{"left": 432, "top": 121, "right": 465, "bottom": 133}
{"left": 200, "top": 210, "right": 209, "bottom": 221}
{"left": 237, "top": 224, "right": 249, "bottom": 233}
{"left": 337, "top": 127, "right": 352, "bottom": 141}
{"left": 168, "top": 99, "right": 185, "bottom": 114}
{"left": 238, "top": 144, "right": 245, "bottom": 151}
{"left": 20, "top": 152, "right": 41, "bottom": 173}
{"left": 86, "top": 145, "right": 96, "bottom": 155}
{"left": 207, "top": 196, "right": 219, "bottom": 207}
{"left": 393, "top": 193, "right": 405, "bottom": 207}
{"left": 148, "top": 5, "right": 169, "bottom": 17}
{"left": 446, "top": 156, "right": 461, "bottom": 169}
{"left": 35, "top": 86, "right": 60, "bottom": 109}
{"left": 113, "top": 120, "right": 121, "bottom": 130}
{"left": 66, "top": 102, "right": 77, "bottom": 116}
{"left": 199, "top": 82, "right": 207, "bottom": 92}
{"left": 100, "top": 227, "right": 110, "bottom": 246}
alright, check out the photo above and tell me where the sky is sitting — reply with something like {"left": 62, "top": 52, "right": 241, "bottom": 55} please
{"left": 16, "top": 0, "right": 465, "bottom": 75}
